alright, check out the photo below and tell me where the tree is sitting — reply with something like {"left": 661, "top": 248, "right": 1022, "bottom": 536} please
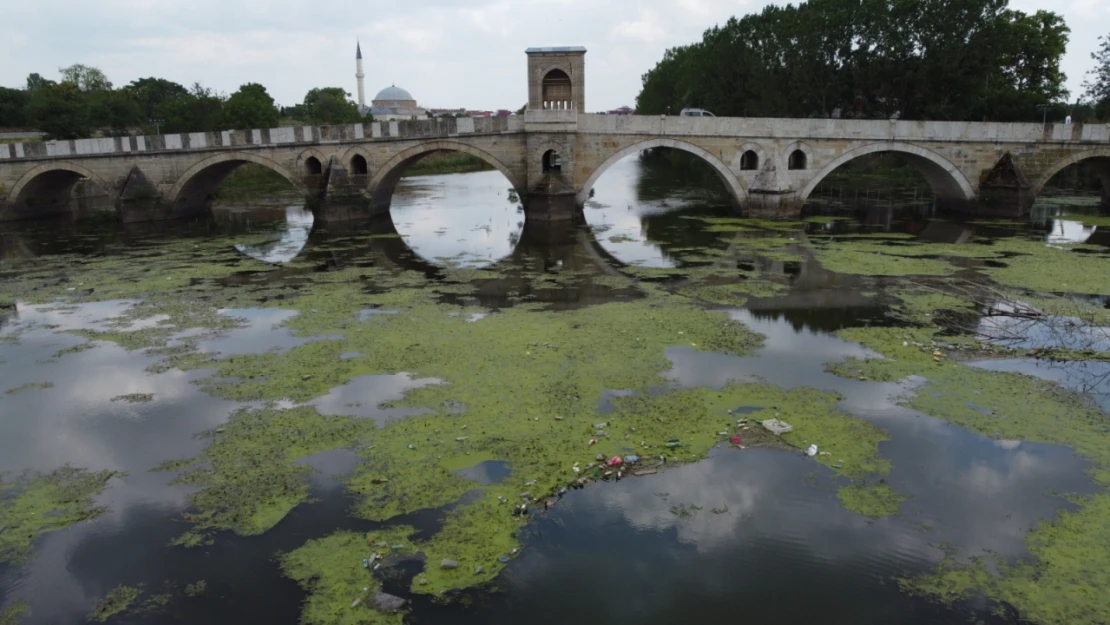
{"left": 124, "top": 77, "right": 190, "bottom": 120}
{"left": 156, "top": 83, "right": 225, "bottom": 133}
{"left": 221, "top": 83, "right": 279, "bottom": 130}
{"left": 25, "top": 73, "right": 56, "bottom": 91}
{"left": 25, "top": 83, "right": 91, "bottom": 139}
{"left": 0, "top": 87, "right": 29, "bottom": 127}
{"left": 58, "top": 64, "right": 112, "bottom": 92}
{"left": 301, "top": 87, "right": 361, "bottom": 124}
{"left": 1085, "top": 33, "right": 1110, "bottom": 119}
{"left": 634, "top": 0, "right": 1071, "bottom": 122}
{"left": 89, "top": 90, "right": 141, "bottom": 134}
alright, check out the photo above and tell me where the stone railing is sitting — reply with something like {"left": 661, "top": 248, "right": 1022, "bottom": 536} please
{"left": 576, "top": 114, "right": 1110, "bottom": 144}
{"left": 0, "top": 115, "right": 526, "bottom": 162}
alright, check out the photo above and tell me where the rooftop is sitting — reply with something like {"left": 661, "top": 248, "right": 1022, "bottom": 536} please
{"left": 525, "top": 46, "right": 587, "bottom": 54}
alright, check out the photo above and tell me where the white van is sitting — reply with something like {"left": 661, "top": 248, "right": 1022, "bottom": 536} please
{"left": 679, "top": 108, "right": 716, "bottom": 117}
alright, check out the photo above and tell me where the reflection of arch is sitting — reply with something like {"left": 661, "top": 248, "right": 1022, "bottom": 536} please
{"left": 289, "top": 218, "right": 638, "bottom": 308}
{"left": 368, "top": 140, "right": 525, "bottom": 209}
{"left": 797, "top": 142, "right": 976, "bottom": 205}
{"left": 1028, "top": 148, "right": 1110, "bottom": 201}
{"left": 7, "top": 162, "right": 112, "bottom": 208}
{"left": 577, "top": 138, "right": 748, "bottom": 206}
{"left": 541, "top": 68, "right": 573, "bottom": 110}
{"left": 168, "top": 152, "right": 305, "bottom": 208}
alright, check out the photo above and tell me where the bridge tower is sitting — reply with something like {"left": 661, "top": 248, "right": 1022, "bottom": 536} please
{"left": 523, "top": 47, "right": 586, "bottom": 221}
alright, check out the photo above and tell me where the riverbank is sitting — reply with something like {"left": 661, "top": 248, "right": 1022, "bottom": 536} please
{"left": 403, "top": 151, "right": 494, "bottom": 177}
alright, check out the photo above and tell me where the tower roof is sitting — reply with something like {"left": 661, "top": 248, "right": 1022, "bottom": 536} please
{"left": 356, "top": 41, "right": 362, "bottom": 60}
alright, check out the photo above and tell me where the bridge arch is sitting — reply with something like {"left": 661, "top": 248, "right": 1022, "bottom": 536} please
{"left": 797, "top": 142, "right": 976, "bottom": 206}
{"left": 6, "top": 162, "right": 113, "bottom": 214}
{"left": 577, "top": 138, "right": 748, "bottom": 206}
{"left": 1028, "top": 148, "right": 1110, "bottom": 203}
{"left": 368, "top": 140, "right": 526, "bottom": 210}
{"left": 340, "top": 146, "right": 374, "bottom": 179}
{"left": 168, "top": 152, "right": 306, "bottom": 210}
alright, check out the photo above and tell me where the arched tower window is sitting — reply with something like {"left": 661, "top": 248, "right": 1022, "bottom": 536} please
{"left": 305, "top": 156, "right": 323, "bottom": 175}
{"left": 350, "top": 154, "right": 368, "bottom": 176}
{"left": 542, "top": 69, "right": 573, "bottom": 110}
{"left": 788, "top": 150, "right": 807, "bottom": 170}
{"left": 542, "top": 149, "right": 562, "bottom": 173}
{"left": 740, "top": 150, "right": 759, "bottom": 171}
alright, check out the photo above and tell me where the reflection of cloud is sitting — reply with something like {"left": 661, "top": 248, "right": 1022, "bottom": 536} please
{"left": 391, "top": 171, "right": 522, "bottom": 268}
{"left": 582, "top": 158, "right": 679, "bottom": 268}
{"left": 309, "top": 373, "right": 441, "bottom": 424}
{"left": 1045, "top": 219, "right": 1096, "bottom": 245}
{"left": 195, "top": 308, "right": 320, "bottom": 356}
{"left": 234, "top": 205, "right": 313, "bottom": 264}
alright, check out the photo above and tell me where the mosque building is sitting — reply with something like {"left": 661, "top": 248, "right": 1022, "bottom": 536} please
{"left": 356, "top": 41, "right": 427, "bottom": 120}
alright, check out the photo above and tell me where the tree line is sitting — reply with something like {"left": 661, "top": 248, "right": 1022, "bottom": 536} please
{"left": 636, "top": 0, "right": 1110, "bottom": 122}
{"left": 0, "top": 64, "right": 370, "bottom": 140}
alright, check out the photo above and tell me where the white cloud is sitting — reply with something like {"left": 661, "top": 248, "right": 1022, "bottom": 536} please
{"left": 0, "top": 0, "right": 1105, "bottom": 111}
{"left": 611, "top": 11, "right": 668, "bottom": 43}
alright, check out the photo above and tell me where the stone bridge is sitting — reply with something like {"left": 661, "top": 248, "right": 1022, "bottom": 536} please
{"left": 2, "top": 47, "right": 1109, "bottom": 224}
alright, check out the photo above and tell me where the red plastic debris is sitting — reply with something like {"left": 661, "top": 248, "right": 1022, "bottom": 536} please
{"left": 730, "top": 436, "right": 743, "bottom": 445}
{"left": 607, "top": 456, "right": 623, "bottom": 466}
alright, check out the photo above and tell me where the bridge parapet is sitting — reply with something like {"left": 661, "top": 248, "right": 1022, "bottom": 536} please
{"left": 576, "top": 114, "right": 1110, "bottom": 144}
{"left": 0, "top": 116, "right": 526, "bottom": 163}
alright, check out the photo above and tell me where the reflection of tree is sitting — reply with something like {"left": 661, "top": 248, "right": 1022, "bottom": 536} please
{"left": 633, "top": 149, "right": 730, "bottom": 205}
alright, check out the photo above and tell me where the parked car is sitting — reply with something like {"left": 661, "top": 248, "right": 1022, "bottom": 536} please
{"left": 679, "top": 108, "right": 716, "bottom": 117}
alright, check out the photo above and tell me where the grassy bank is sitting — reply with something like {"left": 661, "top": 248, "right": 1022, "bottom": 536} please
{"left": 404, "top": 151, "right": 494, "bottom": 177}
{"left": 214, "top": 164, "right": 298, "bottom": 200}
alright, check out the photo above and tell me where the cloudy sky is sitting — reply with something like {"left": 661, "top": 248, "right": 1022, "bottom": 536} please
{"left": 1, "top": 0, "right": 1108, "bottom": 112}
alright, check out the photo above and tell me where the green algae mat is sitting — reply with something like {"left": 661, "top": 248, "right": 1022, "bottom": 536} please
{"left": 3, "top": 219, "right": 1110, "bottom": 625}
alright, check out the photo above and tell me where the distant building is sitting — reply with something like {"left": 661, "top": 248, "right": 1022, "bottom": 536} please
{"left": 355, "top": 41, "right": 427, "bottom": 120}
{"left": 368, "top": 85, "right": 427, "bottom": 120}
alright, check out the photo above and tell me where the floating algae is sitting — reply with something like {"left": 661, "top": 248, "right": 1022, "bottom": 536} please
{"left": 0, "top": 602, "right": 29, "bottom": 625}
{"left": 110, "top": 393, "right": 154, "bottom": 403}
{"left": 3, "top": 382, "right": 54, "bottom": 396}
{"left": 0, "top": 467, "right": 121, "bottom": 565}
{"left": 280, "top": 527, "right": 418, "bottom": 625}
{"left": 155, "top": 406, "right": 377, "bottom": 546}
{"left": 828, "top": 322, "right": 1110, "bottom": 623}
{"left": 87, "top": 585, "right": 142, "bottom": 623}
{"left": 981, "top": 237, "right": 1110, "bottom": 295}
{"left": 837, "top": 484, "right": 911, "bottom": 519}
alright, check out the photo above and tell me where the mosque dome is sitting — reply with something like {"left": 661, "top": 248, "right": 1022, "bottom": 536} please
{"left": 374, "top": 85, "right": 414, "bottom": 102}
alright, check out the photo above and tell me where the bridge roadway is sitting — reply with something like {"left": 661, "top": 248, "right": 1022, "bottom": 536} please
{"left": 2, "top": 110, "right": 1109, "bottom": 223}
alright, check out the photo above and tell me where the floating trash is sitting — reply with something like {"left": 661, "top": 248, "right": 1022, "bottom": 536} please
{"left": 806, "top": 444, "right": 818, "bottom": 457}
{"left": 761, "top": 419, "right": 793, "bottom": 435}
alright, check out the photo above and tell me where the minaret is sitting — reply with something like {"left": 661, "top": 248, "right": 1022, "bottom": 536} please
{"left": 355, "top": 40, "right": 366, "bottom": 112}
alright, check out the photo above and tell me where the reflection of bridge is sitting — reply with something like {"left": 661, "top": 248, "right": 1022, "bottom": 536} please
{"left": 257, "top": 217, "right": 644, "bottom": 310}
{"left": 4, "top": 48, "right": 1110, "bottom": 224}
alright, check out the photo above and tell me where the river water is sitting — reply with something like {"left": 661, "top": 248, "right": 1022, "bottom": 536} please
{"left": 1, "top": 153, "right": 1108, "bottom": 625}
